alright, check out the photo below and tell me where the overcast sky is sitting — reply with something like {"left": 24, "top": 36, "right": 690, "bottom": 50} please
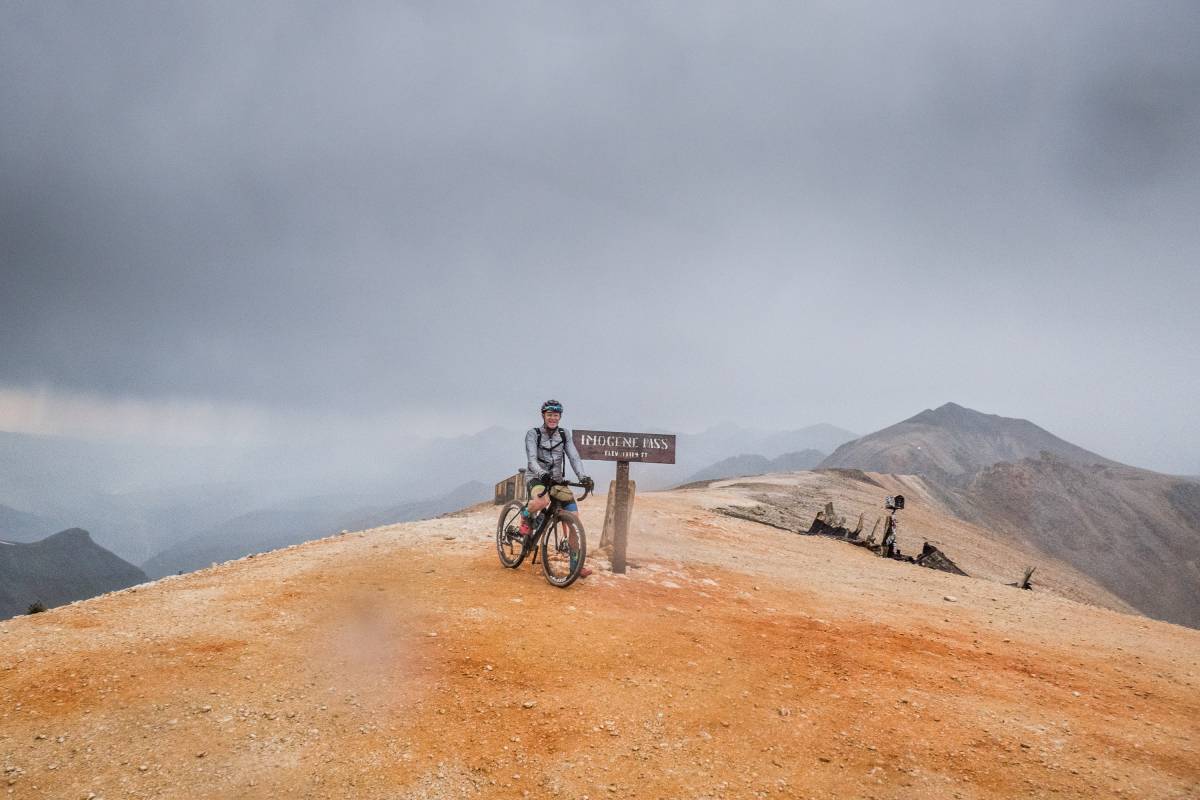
{"left": 2, "top": 2, "right": 1198, "bottom": 473}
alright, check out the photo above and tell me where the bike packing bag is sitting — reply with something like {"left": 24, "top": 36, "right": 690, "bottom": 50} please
{"left": 549, "top": 485, "right": 575, "bottom": 502}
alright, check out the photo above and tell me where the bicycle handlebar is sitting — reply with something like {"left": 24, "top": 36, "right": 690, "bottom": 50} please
{"left": 544, "top": 477, "right": 592, "bottom": 503}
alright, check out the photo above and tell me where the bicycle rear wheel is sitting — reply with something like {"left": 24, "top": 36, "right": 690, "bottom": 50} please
{"left": 541, "top": 510, "right": 586, "bottom": 588}
{"left": 496, "top": 501, "right": 529, "bottom": 568}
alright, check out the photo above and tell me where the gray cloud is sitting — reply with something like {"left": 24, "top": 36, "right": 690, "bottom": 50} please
{"left": 2, "top": 1, "right": 1198, "bottom": 472}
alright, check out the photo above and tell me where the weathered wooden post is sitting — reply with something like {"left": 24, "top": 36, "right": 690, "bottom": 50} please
{"left": 573, "top": 429, "right": 677, "bottom": 575}
{"left": 612, "top": 460, "right": 632, "bottom": 573}
{"left": 600, "top": 478, "right": 636, "bottom": 552}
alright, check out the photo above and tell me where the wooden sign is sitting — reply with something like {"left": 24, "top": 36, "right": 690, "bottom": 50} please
{"left": 574, "top": 429, "right": 677, "bottom": 576}
{"left": 572, "top": 430, "right": 676, "bottom": 464}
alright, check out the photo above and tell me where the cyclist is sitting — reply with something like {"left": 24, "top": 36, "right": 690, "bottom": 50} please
{"left": 518, "top": 399, "right": 594, "bottom": 577}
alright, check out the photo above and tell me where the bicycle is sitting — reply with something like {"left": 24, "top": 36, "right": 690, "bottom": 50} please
{"left": 496, "top": 478, "right": 591, "bottom": 588}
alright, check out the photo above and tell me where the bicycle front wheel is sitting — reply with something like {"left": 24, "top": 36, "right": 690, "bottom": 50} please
{"left": 541, "top": 510, "right": 586, "bottom": 588}
{"left": 496, "top": 501, "right": 528, "bottom": 569}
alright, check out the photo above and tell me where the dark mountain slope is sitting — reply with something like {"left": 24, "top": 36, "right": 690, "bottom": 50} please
{"left": 944, "top": 456, "right": 1200, "bottom": 628}
{"left": 0, "top": 528, "right": 147, "bottom": 618}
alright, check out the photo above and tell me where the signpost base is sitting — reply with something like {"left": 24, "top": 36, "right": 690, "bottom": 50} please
{"left": 600, "top": 478, "right": 636, "bottom": 553}
{"left": 612, "top": 460, "right": 631, "bottom": 574}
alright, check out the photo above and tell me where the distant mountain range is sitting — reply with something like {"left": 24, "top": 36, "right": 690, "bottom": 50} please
{"left": 0, "top": 422, "right": 858, "bottom": 565}
{"left": 6, "top": 407, "right": 1197, "bottom": 627}
{"left": 819, "top": 402, "right": 1200, "bottom": 628}
{"left": 0, "top": 528, "right": 146, "bottom": 619}
{"left": 609, "top": 423, "right": 857, "bottom": 490}
{"left": 682, "top": 449, "right": 827, "bottom": 485}
{"left": 0, "top": 429, "right": 433, "bottom": 564}
{"left": 141, "top": 481, "right": 489, "bottom": 578}
{"left": 0, "top": 503, "right": 62, "bottom": 542}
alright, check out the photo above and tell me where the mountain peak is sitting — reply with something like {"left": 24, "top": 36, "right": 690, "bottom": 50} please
{"left": 908, "top": 402, "right": 1003, "bottom": 430}
{"left": 41, "top": 527, "right": 93, "bottom": 545}
{"left": 820, "top": 404, "right": 1115, "bottom": 479}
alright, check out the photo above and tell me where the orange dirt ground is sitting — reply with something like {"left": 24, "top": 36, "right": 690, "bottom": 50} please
{"left": 2, "top": 487, "right": 1198, "bottom": 799}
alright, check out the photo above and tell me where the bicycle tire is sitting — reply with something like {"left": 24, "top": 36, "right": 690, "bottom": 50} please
{"left": 496, "top": 501, "right": 529, "bottom": 569}
{"left": 541, "top": 510, "right": 586, "bottom": 588}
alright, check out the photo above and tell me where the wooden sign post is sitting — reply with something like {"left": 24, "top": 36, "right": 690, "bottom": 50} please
{"left": 573, "top": 430, "right": 677, "bottom": 574}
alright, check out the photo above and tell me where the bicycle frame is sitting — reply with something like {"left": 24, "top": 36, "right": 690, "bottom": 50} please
{"left": 522, "top": 480, "right": 591, "bottom": 563}
{"left": 496, "top": 477, "right": 591, "bottom": 587}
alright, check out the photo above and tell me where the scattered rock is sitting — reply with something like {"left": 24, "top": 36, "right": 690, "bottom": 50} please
{"left": 943, "top": 595, "right": 958, "bottom": 603}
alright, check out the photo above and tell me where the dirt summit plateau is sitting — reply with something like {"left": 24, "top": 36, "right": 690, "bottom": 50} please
{"left": 1, "top": 483, "right": 1198, "bottom": 799}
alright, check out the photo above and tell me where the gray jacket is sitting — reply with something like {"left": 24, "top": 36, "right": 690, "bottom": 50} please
{"left": 526, "top": 426, "right": 588, "bottom": 483}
